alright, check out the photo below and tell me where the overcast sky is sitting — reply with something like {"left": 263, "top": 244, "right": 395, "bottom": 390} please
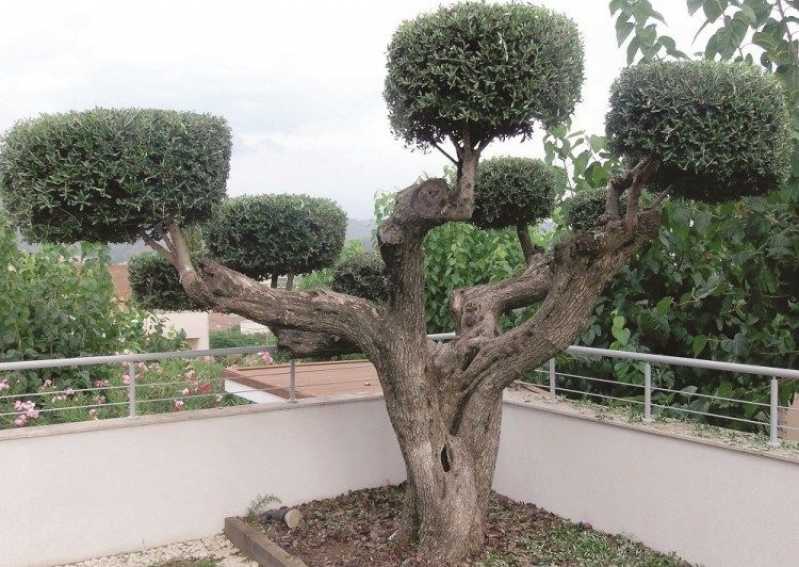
{"left": 0, "top": 1, "right": 702, "bottom": 219}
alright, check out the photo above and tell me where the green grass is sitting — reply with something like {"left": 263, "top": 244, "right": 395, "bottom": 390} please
{"left": 479, "top": 524, "right": 687, "bottom": 566}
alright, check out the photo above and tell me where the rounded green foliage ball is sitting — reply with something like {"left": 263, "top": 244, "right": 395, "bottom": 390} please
{"left": 562, "top": 189, "right": 609, "bottom": 232}
{"left": 384, "top": 2, "right": 584, "bottom": 149}
{"left": 331, "top": 252, "right": 387, "bottom": 302}
{"left": 606, "top": 61, "right": 791, "bottom": 202}
{"left": 472, "top": 157, "right": 562, "bottom": 229}
{"left": 128, "top": 252, "right": 201, "bottom": 311}
{"left": 204, "top": 194, "right": 347, "bottom": 281}
{"left": 0, "top": 108, "right": 232, "bottom": 243}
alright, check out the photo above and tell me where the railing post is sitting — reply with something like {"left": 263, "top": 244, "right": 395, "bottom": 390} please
{"left": 127, "top": 362, "right": 136, "bottom": 418}
{"left": 643, "top": 362, "right": 653, "bottom": 423}
{"left": 289, "top": 359, "right": 297, "bottom": 403}
{"left": 769, "top": 376, "right": 781, "bottom": 448}
{"left": 548, "top": 358, "right": 556, "bottom": 399}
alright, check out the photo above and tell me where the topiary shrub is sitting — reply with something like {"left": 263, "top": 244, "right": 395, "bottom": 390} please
{"left": 331, "top": 252, "right": 387, "bottom": 301}
{"left": 562, "top": 188, "right": 655, "bottom": 232}
{"left": 561, "top": 189, "right": 608, "bottom": 232}
{"left": 384, "top": 2, "right": 584, "bottom": 149}
{"left": 204, "top": 194, "right": 347, "bottom": 282}
{"left": 472, "top": 157, "right": 562, "bottom": 229}
{"left": 0, "top": 108, "right": 231, "bottom": 243}
{"left": 606, "top": 61, "right": 791, "bottom": 202}
{"left": 128, "top": 252, "right": 203, "bottom": 311}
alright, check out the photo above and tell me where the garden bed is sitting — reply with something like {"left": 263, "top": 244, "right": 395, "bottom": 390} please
{"left": 241, "top": 485, "right": 691, "bottom": 566}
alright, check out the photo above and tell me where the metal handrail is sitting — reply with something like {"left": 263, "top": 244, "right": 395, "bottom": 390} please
{"left": 1, "top": 333, "right": 797, "bottom": 448}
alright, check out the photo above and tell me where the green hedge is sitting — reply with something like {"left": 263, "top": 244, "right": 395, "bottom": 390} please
{"left": 472, "top": 157, "right": 562, "bottom": 229}
{"left": 606, "top": 61, "right": 791, "bottom": 201}
{"left": 0, "top": 108, "right": 231, "bottom": 243}
{"left": 384, "top": 2, "right": 584, "bottom": 149}
{"left": 204, "top": 194, "right": 347, "bottom": 281}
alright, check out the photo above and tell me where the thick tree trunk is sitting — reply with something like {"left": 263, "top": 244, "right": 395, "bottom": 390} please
{"left": 375, "top": 348, "right": 503, "bottom": 563}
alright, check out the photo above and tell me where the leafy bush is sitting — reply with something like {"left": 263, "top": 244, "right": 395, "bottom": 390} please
{"left": 607, "top": 61, "right": 791, "bottom": 201}
{"left": 384, "top": 2, "right": 584, "bottom": 149}
{"left": 209, "top": 328, "right": 272, "bottom": 349}
{"left": 129, "top": 252, "right": 204, "bottom": 311}
{"left": 204, "top": 194, "right": 346, "bottom": 281}
{"left": 472, "top": 157, "right": 562, "bottom": 229}
{"left": 0, "top": 108, "right": 231, "bottom": 243}
{"left": 0, "top": 212, "right": 185, "bottom": 396}
{"left": 331, "top": 252, "right": 387, "bottom": 301}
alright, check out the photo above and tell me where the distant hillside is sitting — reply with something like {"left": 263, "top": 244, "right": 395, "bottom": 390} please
{"left": 16, "top": 219, "right": 376, "bottom": 263}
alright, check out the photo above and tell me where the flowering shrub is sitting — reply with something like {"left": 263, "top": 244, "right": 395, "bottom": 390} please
{"left": 0, "top": 359, "right": 249, "bottom": 429}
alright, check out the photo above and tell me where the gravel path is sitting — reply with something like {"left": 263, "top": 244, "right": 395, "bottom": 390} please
{"left": 57, "top": 534, "right": 257, "bottom": 567}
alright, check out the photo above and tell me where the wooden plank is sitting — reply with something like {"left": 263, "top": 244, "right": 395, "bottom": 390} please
{"left": 224, "top": 516, "right": 308, "bottom": 567}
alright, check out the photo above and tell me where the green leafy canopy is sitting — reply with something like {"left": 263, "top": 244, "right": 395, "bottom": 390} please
{"left": 472, "top": 157, "right": 563, "bottom": 229}
{"left": 0, "top": 108, "right": 231, "bottom": 243}
{"left": 204, "top": 194, "right": 347, "bottom": 280}
{"left": 384, "top": 2, "right": 585, "bottom": 150}
{"left": 607, "top": 60, "right": 791, "bottom": 201}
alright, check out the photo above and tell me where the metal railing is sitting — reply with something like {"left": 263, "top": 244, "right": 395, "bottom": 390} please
{"left": 1, "top": 335, "right": 798, "bottom": 448}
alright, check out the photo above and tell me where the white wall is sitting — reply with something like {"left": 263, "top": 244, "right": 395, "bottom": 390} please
{"left": 495, "top": 401, "right": 799, "bottom": 567}
{"left": 158, "top": 311, "right": 210, "bottom": 350}
{"left": 3, "top": 397, "right": 798, "bottom": 567}
{"left": 0, "top": 398, "right": 404, "bottom": 567}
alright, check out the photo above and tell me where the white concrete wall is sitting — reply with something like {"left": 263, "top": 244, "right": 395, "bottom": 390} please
{"left": 158, "top": 311, "right": 210, "bottom": 350}
{"left": 3, "top": 396, "right": 798, "bottom": 567}
{"left": 0, "top": 398, "right": 404, "bottom": 567}
{"left": 495, "top": 401, "right": 799, "bottom": 567}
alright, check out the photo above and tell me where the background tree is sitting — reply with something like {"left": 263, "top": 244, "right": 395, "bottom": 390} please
{"left": 0, "top": 3, "right": 790, "bottom": 563}
{"left": 128, "top": 252, "right": 204, "bottom": 311}
{"left": 204, "top": 194, "right": 346, "bottom": 290}
{"left": 533, "top": 0, "right": 799, "bottom": 428}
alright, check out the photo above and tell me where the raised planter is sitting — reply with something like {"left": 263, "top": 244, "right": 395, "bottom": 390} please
{"left": 224, "top": 516, "right": 308, "bottom": 567}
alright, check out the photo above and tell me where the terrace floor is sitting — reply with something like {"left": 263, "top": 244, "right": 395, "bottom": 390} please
{"left": 224, "top": 359, "right": 381, "bottom": 400}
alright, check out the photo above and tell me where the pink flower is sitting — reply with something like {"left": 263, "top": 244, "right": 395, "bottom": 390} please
{"left": 174, "top": 400, "right": 185, "bottom": 411}
{"left": 65, "top": 388, "right": 74, "bottom": 396}
{"left": 259, "top": 351, "right": 273, "bottom": 365}
{"left": 14, "top": 415, "right": 27, "bottom": 427}
{"left": 0, "top": 379, "right": 10, "bottom": 392}
{"left": 122, "top": 374, "right": 132, "bottom": 386}
{"left": 181, "top": 388, "right": 190, "bottom": 396}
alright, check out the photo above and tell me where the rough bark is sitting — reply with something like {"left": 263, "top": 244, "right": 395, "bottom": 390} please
{"left": 149, "top": 152, "right": 662, "bottom": 564}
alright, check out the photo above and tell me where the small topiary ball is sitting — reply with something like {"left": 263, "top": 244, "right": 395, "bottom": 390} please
{"left": 606, "top": 61, "right": 791, "bottom": 202}
{"left": 128, "top": 252, "right": 201, "bottom": 311}
{"left": 384, "top": 2, "right": 584, "bottom": 150}
{"left": 204, "top": 194, "right": 346, "bottom": 281}
{"left": 561, "top": 188, "right": 654, "bottom": 231}
{"left": 0, "top": 108, "right": 231, "bottom": 243}
{"left": 472, "top": 157, "right": 563, "bottom": 229}
{"left": 331, "top": 252, "right": 387, "bottom": 302}
{"left": 561, "top": 189, "right": 609, "bottom": 232}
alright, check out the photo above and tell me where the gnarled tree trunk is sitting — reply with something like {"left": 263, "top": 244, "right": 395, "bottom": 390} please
{"left": 149, "top": 148, "right": 661, "bottom": 563}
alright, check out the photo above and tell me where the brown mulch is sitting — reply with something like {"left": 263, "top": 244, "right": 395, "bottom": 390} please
{"left": 253, "top": 484, "right": 691, "bottom": 567}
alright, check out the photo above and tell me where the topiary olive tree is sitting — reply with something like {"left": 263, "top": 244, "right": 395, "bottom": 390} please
{"left": 204, "top": 194, "right": 346, "bottom": 289}
{"left": 0, "top": 3, "right": 791, "bottom": 562}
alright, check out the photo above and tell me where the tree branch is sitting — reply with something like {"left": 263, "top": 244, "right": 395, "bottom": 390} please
{"left": 161, "top": 224, "right": 383, "bottom": 358}
{"left": 515, "top": 224, "right": 540, "bottom": 265}
{"left": 432, "top": 142, "right": 459, "bottom": 166}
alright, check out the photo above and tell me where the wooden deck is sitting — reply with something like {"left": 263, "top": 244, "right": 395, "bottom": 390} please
{"left": 223, "top": 360, "right": 381, "bottom": 400}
